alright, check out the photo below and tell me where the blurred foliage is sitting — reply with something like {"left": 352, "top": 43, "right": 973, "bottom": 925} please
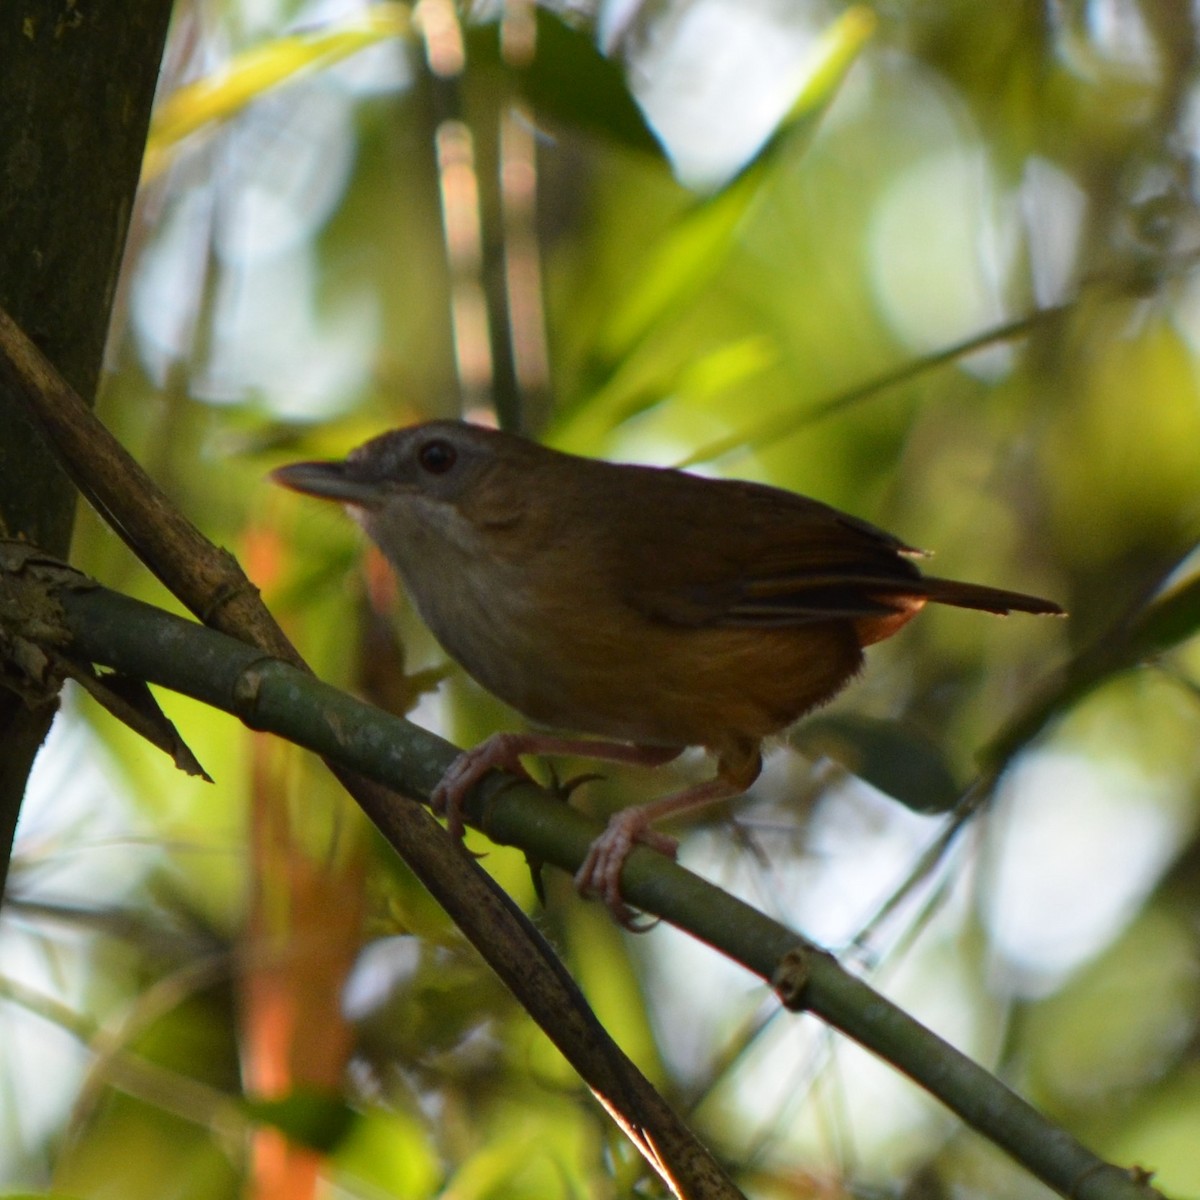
{"left": 5, "top": 0, "right": 1200, "bottom": 1197}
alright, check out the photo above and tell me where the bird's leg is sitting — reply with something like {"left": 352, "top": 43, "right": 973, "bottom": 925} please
{"left": 575, "top": 742, "right": 763, "bottom": 923}
{"left": 430, "top": 732, "right": 681, "bottom": 840}
{"left": 574, "top": 775, "right": 740, "bottom": 921}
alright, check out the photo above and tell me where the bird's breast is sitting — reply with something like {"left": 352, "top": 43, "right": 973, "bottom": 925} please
{"left": 372, "top": 504, "right": 866, "bottom": 754}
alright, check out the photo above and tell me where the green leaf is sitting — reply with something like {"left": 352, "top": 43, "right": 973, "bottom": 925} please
{"left": 467, "top": 11, "right": 663, "bottom": 158}
{"left": 549, "top": 333, "right": 778, "bottom": 453}
{"left": 791, "top": 713, "right": 962, "bottom": 814}
{"left": 986, "top": 559, "right": 1200, "bottom": 770}
{"left": 331, "top": 1108, "right": 441, "bottom": 1196}
{"left": 144, "top": 4, "right": 413, "bottom": 178}
{"left": 590, "top": 7, "right": 875, "bottom": 370}
{"left": 241, "top": 1088, "right": 358, "bottom": 1154}
{"left": 1126, "top": 571, "right": 1200, "bottom": 661}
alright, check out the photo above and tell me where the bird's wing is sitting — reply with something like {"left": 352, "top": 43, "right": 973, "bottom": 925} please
{"left": 607, "top": 472, "right": 925, "bottom": 629}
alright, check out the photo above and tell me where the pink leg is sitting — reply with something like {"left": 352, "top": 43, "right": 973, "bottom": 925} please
{"left": 430, "top": 732, "right": 682, "bottom": 839}
{"left": 575, "top": 775, "right": 743, "bottom": 921}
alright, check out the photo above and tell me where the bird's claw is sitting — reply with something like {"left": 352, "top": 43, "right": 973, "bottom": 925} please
{"left": 575, "top": 811, "right": 678, "bottom": 930}
{"left": 430, "top": 736, "right": 533, "bottom": 843}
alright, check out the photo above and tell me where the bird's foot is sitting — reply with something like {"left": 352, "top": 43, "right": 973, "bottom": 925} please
{"left": 575, "top": 809, "right": 679, "bottom": 928}
{"left": 431, "top": 732, "right": 534, "bottom": 841}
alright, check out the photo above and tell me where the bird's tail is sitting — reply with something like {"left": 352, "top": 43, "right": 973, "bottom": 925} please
{"left": 919, "top": 576, "right": 1064, "bottom": 616}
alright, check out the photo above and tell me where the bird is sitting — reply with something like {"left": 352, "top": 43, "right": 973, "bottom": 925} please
{"left": 273, "top": 420, "right": 1062, "bottom": 918}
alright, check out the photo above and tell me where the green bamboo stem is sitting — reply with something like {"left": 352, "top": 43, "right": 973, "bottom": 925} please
{"left": 40, "top": 577, "right": 1163, "bottom": 1200}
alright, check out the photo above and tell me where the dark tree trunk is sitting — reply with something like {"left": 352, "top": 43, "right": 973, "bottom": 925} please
{"left": 0, "top": 2, "right": 174, "bottom": 903}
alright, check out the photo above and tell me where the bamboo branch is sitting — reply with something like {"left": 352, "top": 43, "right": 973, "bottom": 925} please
{"left": 0, "top": 305, "right": 741, "bottom": 1200}
{"left": 7, "top": 564, "right": 1166, "bottom": 1200}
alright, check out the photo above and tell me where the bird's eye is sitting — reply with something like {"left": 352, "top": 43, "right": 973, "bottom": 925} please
{"left": 417, "top": 438, "right": 457, "bottom": 475}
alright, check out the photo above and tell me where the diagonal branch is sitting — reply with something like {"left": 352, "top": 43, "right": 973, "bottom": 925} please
{"left": 0, "top": 305, "right": 741, "bottom": 1200}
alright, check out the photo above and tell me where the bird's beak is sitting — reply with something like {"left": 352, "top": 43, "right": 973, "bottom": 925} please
{"left": 271, "top": 461, "right": 388, "bottom": 510}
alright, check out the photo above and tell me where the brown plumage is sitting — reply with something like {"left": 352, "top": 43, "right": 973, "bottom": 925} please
{"left": 274, "top": 420, "right": 1062, "bottom": 918}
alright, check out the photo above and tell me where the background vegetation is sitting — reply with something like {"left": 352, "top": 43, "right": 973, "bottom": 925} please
{"left": 3, "top": 0, "right": 1200, "bottom": 1196}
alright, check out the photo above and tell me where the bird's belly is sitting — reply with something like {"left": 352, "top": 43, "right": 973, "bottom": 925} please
{"left": 438, "top": 597, "right": 865, "bottom": 754}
